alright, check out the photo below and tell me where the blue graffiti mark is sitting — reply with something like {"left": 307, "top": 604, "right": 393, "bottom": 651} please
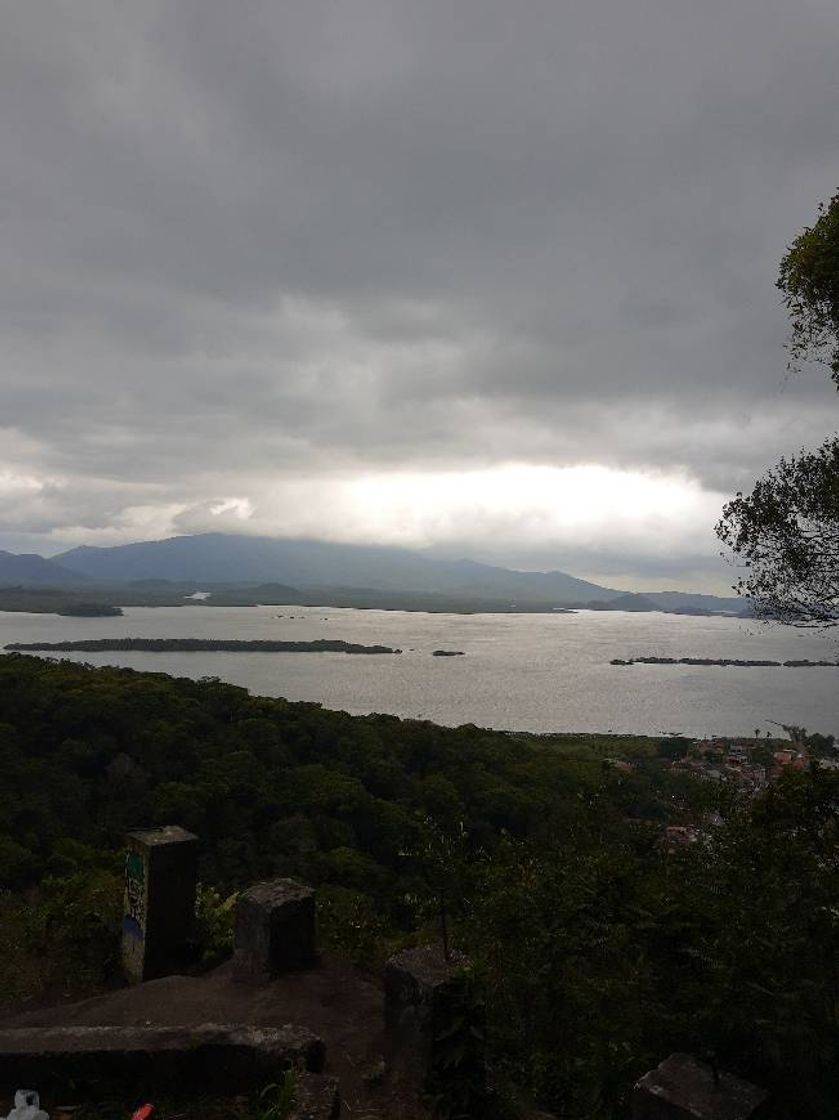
{"left": 122, "top": 915, "right": 145, "bottom": 940}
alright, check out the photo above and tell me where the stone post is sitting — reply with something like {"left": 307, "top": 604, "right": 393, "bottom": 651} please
{"left": 233, "top": 879, "right": 316, "bottom": 983}
{"left": 632, "top": 1053, "right": 768, "bottom": 1120}
{"left": 385, "top": 943, "right": 479, "bottom": 1088}
{"left": 121, "top": 826, "right": 198, "bottom": 984}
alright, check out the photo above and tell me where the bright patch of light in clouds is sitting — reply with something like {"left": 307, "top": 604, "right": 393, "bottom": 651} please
{"left": 208, "top": 497, "right": 255, "bottom": 520}
{"left": 0, "top": 452, "right": 730, "bottom": 586}
{"left": 323, "top": 464, "right": 725, "bottom": 557}
{"left": 164, "top": 463, "right": 726, "bottom": 565}
{"left": 0, "top": 470, "right": 44, "bottom": 499}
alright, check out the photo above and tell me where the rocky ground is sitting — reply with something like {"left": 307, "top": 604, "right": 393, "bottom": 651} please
{"left": 1, "top": 956, "right": 428, "bottom": 1120}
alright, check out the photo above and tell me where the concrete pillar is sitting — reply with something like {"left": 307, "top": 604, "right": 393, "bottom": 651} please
{"left": 233, "top": 879, "right": 316, "bottom": 983}
{"left": 632, "top": 1053, "right": 768, "bottom": 1120}
{"left": 385, "top": 943, "right": 477, "bottom": 1085}
{"left": 121, "top": 826, "right": 198, "bottom": 984}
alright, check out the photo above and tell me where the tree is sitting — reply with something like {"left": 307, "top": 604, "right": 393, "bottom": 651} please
{"left": 717, "top": 193, "right": 839, "bottom": 625}
{"left": 779, "top": 192, "right": 839, "bottom": 386}
{"left": 717, "top": 438, "right": 839, "bottom": 624}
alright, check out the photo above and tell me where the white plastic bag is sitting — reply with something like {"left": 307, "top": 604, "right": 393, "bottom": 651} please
{"left": 5, "top": 1090, "right": 48, "bottom": 1120}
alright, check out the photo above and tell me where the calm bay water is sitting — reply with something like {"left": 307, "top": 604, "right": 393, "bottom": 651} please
{"left": 1, "top": 605, "right": 837, "bottom": 737}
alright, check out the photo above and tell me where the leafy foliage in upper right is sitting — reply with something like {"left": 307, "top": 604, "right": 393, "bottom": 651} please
{"left": 717, "top": 192, "right": 839, "bottom": 625}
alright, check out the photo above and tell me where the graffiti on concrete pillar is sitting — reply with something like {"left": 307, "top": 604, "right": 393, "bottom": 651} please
{"left": 123, "top": 849, "right": 146, "bottom": 940}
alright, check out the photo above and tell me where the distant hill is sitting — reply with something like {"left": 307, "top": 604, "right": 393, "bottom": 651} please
{"left": 587, "top": 592, "right": 660, "bottom": 612}
{"left": 55, "top": 533, "right": 625, "bottom": 605}
{"left": 51, "top": 532, "right": 742, "bottom": 613}
{"left": 0, "top": 550, "right": 88, "bottom": 587}
{"left": 643, "top": 590, "right": 744, "bottom": 614}
{"left": 585, "top": 591, "right": 741, "bottom": 614}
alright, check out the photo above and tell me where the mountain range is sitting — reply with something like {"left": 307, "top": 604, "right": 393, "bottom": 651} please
{"left": 0, "top": 550, "right": 88, "bottom": 586}
{"left": 0, "top": 533, "right": 742, "bottom": 614}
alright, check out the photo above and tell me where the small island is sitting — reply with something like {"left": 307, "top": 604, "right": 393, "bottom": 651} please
{"left": 6, "top": 637, "right": 401, "bottom": 655}
{"left": 611, "top": 656, "right": 839, "bottom": 668}
{"left": 56, "top": 603, "right": 124, "bottom": 617}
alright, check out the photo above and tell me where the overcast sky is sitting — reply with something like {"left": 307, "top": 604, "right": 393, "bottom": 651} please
{"left": 2, "top": 1, "right": 839, "bottom": 592}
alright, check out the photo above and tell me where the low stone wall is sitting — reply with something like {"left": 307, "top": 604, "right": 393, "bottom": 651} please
{"left": 0, "top": 1023, "right": 325, "bottom": 1095}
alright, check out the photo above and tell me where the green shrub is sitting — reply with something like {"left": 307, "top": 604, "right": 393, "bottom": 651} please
{"left": 255, "top": 1072, "right": 296, "bottom": 1120}
{"left": 316, "top": 884, "right": 389, "bottom": 968}
{"left": 193, "top": 883, "right": 238, "bottom": 968}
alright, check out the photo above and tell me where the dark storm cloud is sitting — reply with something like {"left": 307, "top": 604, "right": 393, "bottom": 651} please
{"left": 2, "top": 0, "right": 839, "bottom": 582}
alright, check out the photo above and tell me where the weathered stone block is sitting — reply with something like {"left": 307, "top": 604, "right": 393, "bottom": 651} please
{"left": 289, "top": 1072, "right": 340, "bottom": 1119}
{"left": 384, "top": 943, "right": 470, "bottom": 1078}
{"left": 233, "top": 879, "right": 316, "bottom": 982}
{"left": 0, "top": 1023, "right": 324, "bottom": 1095}
{"left": 385, "top": 943, "right": 468, "bottom": 1028}
{"left": 632, "top": 1053, "right": 768, "bottom": 1120}
{"left": 122, "top": 826, "right": 198, "bottom": 984}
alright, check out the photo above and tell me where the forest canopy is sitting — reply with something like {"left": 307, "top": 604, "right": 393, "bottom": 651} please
{"left": 2, "top": 654, "right": 839, "bottom": 1117}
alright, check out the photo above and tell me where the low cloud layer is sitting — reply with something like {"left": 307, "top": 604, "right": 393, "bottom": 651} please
{"left": 2, "top": 1, "right": 839, "bottom": 591}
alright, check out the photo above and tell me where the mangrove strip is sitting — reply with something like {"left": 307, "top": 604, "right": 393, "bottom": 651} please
{"left": 610, "top": 656, "right": 839, "bottom": 667}
{"left": 5, "top": 637, "right": 401, "bottom": 655}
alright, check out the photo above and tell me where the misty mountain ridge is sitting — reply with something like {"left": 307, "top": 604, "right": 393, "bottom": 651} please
{"left": 0, "top": 550, "right": 89, "bottom": 587}
{"left": 55, "top": 533, "right": 615, "bottom": 602}
{"left": 46, "top": 532, "right": 741, "bottom": 613}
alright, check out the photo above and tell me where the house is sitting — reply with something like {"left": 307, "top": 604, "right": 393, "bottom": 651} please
{"left": 604, "top": 758, "right": 634, "bottom": 773}
{"left": 664, "top": 825, "right": 698, "bottom": 848}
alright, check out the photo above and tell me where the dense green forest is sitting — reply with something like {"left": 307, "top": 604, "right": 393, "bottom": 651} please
{"left": 1, "top": 654, "right": 838, "bottom": 1117}
{"left": 0, "top": 581, "right": 738, "bottom": 617}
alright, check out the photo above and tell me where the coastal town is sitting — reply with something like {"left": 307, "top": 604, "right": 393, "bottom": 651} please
{"left": 605, "top": 729, "right": 839, "bottom": 848}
